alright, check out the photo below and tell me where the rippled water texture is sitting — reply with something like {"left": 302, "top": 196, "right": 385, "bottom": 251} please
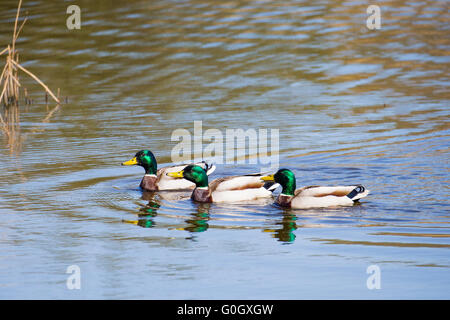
{"left": 0, "top": 0, "right": 449, "bottom": 299}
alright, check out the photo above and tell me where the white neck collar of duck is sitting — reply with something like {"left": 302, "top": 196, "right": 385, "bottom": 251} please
{"left": 280, "top": 193, "right": 294, "bottom": 197}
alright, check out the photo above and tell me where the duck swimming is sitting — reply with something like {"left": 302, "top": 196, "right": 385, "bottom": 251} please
{"left": 167, "top": 164, "right": 278, "bottom": 203}
{"left": 260, "top": 168, "right": 369, "bottom": 209}
{"left": 122, "top": 150, "right": 216, "bottom": 191}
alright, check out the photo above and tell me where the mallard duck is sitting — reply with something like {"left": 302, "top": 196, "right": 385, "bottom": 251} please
{"left": 121, "top": 150, "right": 216, "bottom": 191}
{"left": 260, "top": 168, "right": 369, "bottom": 209}
{"left": 166, "top": 164, "right": 278, "bottom": 203}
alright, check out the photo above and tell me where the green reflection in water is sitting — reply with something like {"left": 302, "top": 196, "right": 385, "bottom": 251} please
{"left": 265, "top": 210, "right": 298, "bottom": 243}
{"left": 123, "top": 192, "right": 161, "bottom": 228}
{"left": 183, "top": 203, "right": 211, "bottom": 233}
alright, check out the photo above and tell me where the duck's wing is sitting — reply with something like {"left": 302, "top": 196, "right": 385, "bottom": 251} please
{"left": 156, "top": 165, "right": 196, "bottom": 190}
{"left": 294, "top": 185, "right": 320, "bottom": 196}
{"left": 291, "top": 185, "right": 370, "bottom": 209}
{"left": 157, "top": 161, "right": 216, "bottom": 176}
{"left": 209, "top": 175, "right": 267, "bottom": 192}
{"left": 209, "top": 175, "right": 274, "bottom": 203}
{"left": 157, "top": 164, "right": 190, "bottom": 177}
{"left": 294, "top": 185, "right": 369, "bottom": 199}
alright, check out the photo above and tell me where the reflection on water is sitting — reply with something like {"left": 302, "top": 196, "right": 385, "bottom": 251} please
{"left": 123, "top": 192, "right": 161, "bottom": 228}
{"left": 183, "top": 203, "right": 211, "bottom": 234}
{"left": 268, "top": 211, "right": 298, "bottom": 243}
{"left": 0, "top": 0, "right": 449, "bottom": 299}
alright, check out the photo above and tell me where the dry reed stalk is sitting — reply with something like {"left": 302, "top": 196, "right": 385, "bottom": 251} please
{"left": 0, "top": 0, "right": 60, "bottom": 107}
{"left": 0, "top": 0, "right": 61, "bottom": 144}
{"left": 11, "top": 59, "right": 60, "bottom": 103}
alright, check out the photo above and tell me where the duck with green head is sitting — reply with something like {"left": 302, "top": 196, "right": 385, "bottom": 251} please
{"left": 167, "top": 164, "right": 278, "bottom": 203}
{"left": 261, "top": 168, "right": 369, "bottom": 209}
{"left": 122, "top": 150, "right": 216, "bottom": 191}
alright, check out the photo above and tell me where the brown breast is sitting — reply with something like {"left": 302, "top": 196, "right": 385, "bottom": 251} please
{"left": 191, "top": 188, "right": 213, "bottom": 203}
{"left": 277, "top": 194, "right": 293, "bottom": 207}
{"left": 140, "top": 175, "right": 158, "bottom": 191}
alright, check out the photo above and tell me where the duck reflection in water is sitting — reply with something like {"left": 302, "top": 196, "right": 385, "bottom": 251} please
{"left": 181, "top": 203, "right": 211, "bottom": 235}
{"left": 124, "top": 191, "right": 296, "bottom": 243}
{"left": 123, "top": 191, "right": 210, "bottom": 231}
{"left": 122, "top": 191, "right": 161, "bottom": 228}
{"left": 264, "top": 209, "right": 298, "bottom": 243}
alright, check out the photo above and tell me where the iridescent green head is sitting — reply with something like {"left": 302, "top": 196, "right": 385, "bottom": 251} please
{"left": 167, "top": 164, "right": 208, "bottom": 188}
{"left": 261, "top": 168, "right": 296, "bottom": 196}
{"left": 274, "top": 169, "right": 297, "bottom": 195}
{"left": 122, "top": 150, "right": 157, "bottom": 175}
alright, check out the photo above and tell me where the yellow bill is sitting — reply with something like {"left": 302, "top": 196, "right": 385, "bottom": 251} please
{"left": 122, "top": 157, "right": 138, "bottom": 166}
{"left": 260, "top": 174, "right": 274, "bottom": 181}
{"left": 167, "top": 170, "right": 184, "bottom": 178}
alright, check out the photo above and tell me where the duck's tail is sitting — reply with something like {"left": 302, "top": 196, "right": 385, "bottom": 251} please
{"left": 263, "top": 182, "right": 280, "bottom": 192}
{"left": 346, "top": 185, "right": 370, "bottom": 201}
{"left": 202, "top": 161, "right": 217, "bottom": 176}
